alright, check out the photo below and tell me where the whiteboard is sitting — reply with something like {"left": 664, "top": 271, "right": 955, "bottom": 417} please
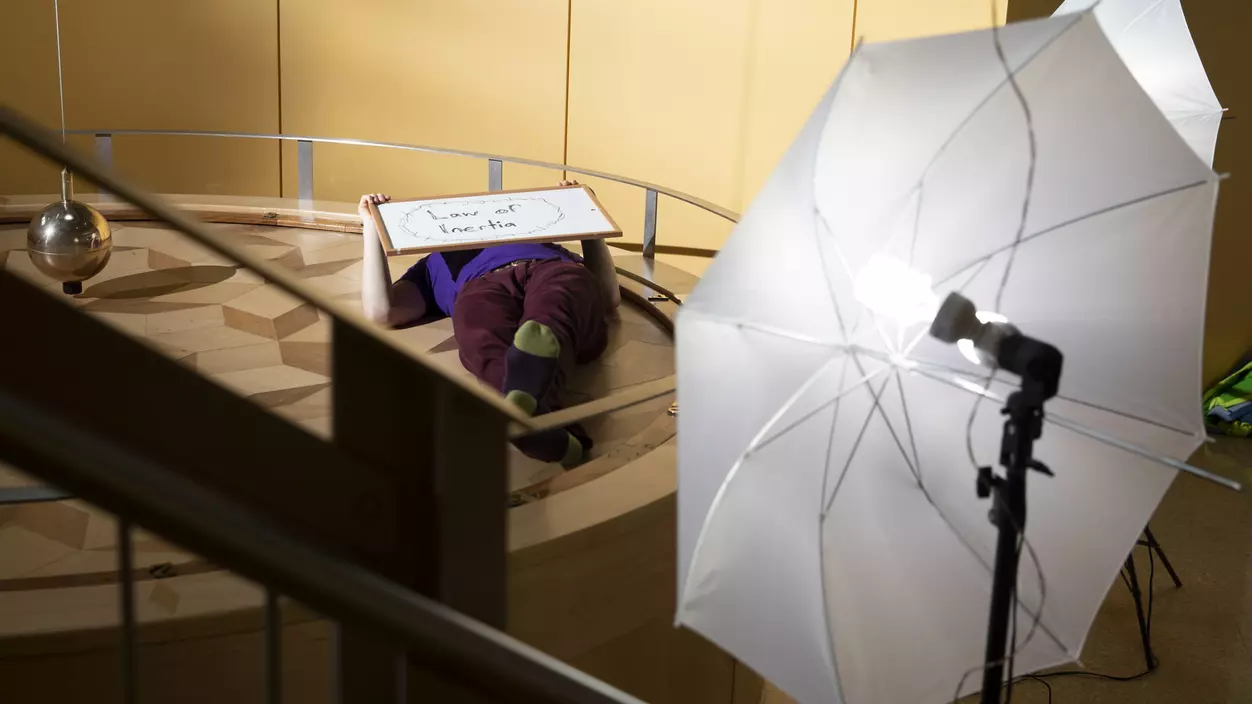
{"left": 371, "top": 185, "right": 621, "bottom": 255}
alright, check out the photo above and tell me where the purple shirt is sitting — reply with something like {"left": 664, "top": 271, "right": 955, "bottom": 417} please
{"left": 400, "top": 243, "right": 580, "bottom": 318}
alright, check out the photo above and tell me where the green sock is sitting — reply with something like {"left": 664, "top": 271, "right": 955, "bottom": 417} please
{"left": 561, "top": 432, "right": 586, "bottom": 469}
{"left": 514, "top": 319, "right": 560, "bottom": 357}
{"left": 504, "top": 320, "right": 561, "bottom": 417}
{"left": 505, "top": 389, "right": 538, "bottom": 416}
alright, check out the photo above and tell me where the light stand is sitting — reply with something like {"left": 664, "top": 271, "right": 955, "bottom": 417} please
{"left": 929, "top": 293, "right": 1063, "bottom": 704}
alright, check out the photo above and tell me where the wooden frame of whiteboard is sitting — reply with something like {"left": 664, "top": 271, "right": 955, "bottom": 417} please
{"left": 368, "top": 184, "right": 623, "bottom": 256}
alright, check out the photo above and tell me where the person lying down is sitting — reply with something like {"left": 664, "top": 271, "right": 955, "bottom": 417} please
{"left": 359, "top": 180, "right": 622, "bottom": 468}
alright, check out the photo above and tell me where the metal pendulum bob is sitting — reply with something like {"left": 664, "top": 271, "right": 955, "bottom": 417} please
{"left": 27, "top": 169, "right": 113, "bottom": 295}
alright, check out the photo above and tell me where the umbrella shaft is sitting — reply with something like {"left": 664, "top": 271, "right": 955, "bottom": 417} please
{"left": 980, "top": 462, "right": 1027, "bottom": 703}
{"left": 981, "top": 389, "right": 1041, "bottom": 704}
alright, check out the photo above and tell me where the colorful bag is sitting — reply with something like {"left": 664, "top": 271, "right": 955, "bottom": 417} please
{"left": 1203, "top": 354, "right": 1252, "bottom": 437}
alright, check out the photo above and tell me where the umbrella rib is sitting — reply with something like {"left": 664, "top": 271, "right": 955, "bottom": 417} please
{"left": 893, "top": 367, "right": 925, "bottom": 483}
{"left": 988, "top": 0, "right": 1044, "bottom": 316}
{"left": 901, "top": 355, "right": 1201, "bottom": 439}
{"left": 816, "top": 530, "right": 851, "bottom": 704}
{"left": 908, "top": 364, "right": 1241, "bottom": 490}
{"left": 888, "top": 366, "right": 1003, "bottom": 580}
{"left": 821, "top": 373, "right": 892, "bottom": 518}
{"left": 750, "top": 364, "right": 886, "bottom": 457}
{"left": 681, "top": 310, "right": 846, "bottom": 349}
{"left": 808, "top": 40, "right": 874, "bottom": 354}
{"left": 933, "top": 177, "right": 1214, "bottom": 290}
{"left": 1117, "top": 0, "right": 1168, "bottom": 39}
{"left": 912, "top": 13, "right": 1084, "bottom": 185}
{"left": 819, "top": 366, "right": 1072, "bottom": 656}
{"left": 1046, "top": 413, "right": 1239, "bottom": 489}
{"left": 824, "top": 234, "right": 900, "bottom": 356}
{"left": 817, "top": 354, "right": 852, "bottom": 704}
{"left": 886, "top": 371, "right": 1072, "bottom": 659}
{"left": 680, "top": 352, "right": 882, "bottom": 609}
{"left": 823, "top": 15, "right": 1083, "bottom": 316}
{"left": 818, "top": 353, "right": 853, "bottom": 505}
{"left": 1163, "top": 107, "right": 1225, "bottom": 119}
{"left": 909, "top": 184, "right": 925, "bottom": 267}
{"left": 897, "top": 257, "right": 993, "bottom": 358}
{"left": 813, "top": 209, "right": 876, "bottom": 353}
{"left": 903, "top": 11, "right": 1084, "bottom": 264}
{"left": 818, "top": 340, "right": 938, "bottom": 520}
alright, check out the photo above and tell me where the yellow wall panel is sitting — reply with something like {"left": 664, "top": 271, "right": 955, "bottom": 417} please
{"left": 856, "top": 0, "right": 1007, "bottom": 42}
{"left": 567, "top": 0, "right": 750, "bottom": 201}
{"left": 1191, "top": 3, "right": 1252, "bottom": 385}
{"left": 566, "top": 0, "right": 752, "bottom": 251}
{"left": 0, "top": 0, "right": 74, "bottom": 195}
{"left": 279, "top": 0, "right": 569, "bottom": 204}
{"left": 737, "top": 0, "right": 856, "bottom": 211}
{"left": 58, "top": 0, "right": 281, "bottom": 196}
{"left": 566, "top": 0, "right": 988, "bottom": 254}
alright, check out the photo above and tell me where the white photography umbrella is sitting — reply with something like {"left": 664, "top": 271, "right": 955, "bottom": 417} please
{"left": 1055, "top": 0, "right": 1224, "bottom": 166}
{"left": 675, "top": 10, "right": 1232, "bottom": 704}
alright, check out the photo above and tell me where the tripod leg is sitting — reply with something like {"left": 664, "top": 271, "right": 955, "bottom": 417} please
{"left": 1143, "top": 526, "right": 1183, "bottom": 588}
{"left": 1122, "top": 552, "right": 1155, "bottom": 671}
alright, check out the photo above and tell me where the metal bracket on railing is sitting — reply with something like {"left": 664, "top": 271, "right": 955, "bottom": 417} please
{"left": 642, "top": 189, "right": 657, "bottom": 261}
{"left": 488, "top": 158, "right": 503, "bottom": 192}
{"left": 95, "top": 133, "right": 113, "bottom": 202}
{"left": 297, "top": 139, "right": 314, "bottom": 219}
{"left": 641, "top": 189, "right": 666, "bottom": 302}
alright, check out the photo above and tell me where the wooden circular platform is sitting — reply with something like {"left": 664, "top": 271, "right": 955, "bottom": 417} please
{"left": 0, "top": 196, "right": 753, "bottom": 704}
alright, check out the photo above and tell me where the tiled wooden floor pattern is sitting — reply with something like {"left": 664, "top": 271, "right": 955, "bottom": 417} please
{"left": 0, "top": 220, "right": 677, "bottom": 630}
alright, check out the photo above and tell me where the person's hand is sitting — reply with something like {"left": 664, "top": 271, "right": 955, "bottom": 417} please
{"left": 358, "top": 193, "right": 390, "bottom": 221}
{"left": 559, "top": 179, "right": 594, "bottom": 195}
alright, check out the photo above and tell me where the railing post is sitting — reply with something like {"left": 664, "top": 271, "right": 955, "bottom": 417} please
{"left": 265, "top": 589, "right": 283, "bottom": 704}
{"left": 642, "top": 189, "right": 662, "bottom": 300}
{"left": 0, "top": 485, "right": 71, "bottom": 504}
{"left": 487, "top": 158, "right": 502, "bottom": 192}
{"left": 118, "top": 518, "right": 138, "bottom": 704}
{"left": 433, "top": 386, "right": 508, "bottom": 626}
{"left": 331, "top": 320, "right": 432, "bottom": 703}
{"left": 297, "top": 139, "right": 314, "bottom": 218}
{"left": 330, "top": 319, "right": 508, "bottom": 701}
{"left": 95, "top": 133, "right": 112, "bottom": 202}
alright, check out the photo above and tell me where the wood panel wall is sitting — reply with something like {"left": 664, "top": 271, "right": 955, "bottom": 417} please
{"left": 276, "top": 0, "right": 570, "bottom": 204}
{"left": 0, "top": 0, "right": 89, "bottom": 195}
{"left": 1, "top": 0, "right": 1002, "bottom": 254}
{"left": 1, "top": 0, "right": 280, "bottom": 197}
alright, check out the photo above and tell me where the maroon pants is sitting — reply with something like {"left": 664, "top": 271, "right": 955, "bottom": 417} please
{"left": 452, "top": 260, "right": 609, "bottom": 441}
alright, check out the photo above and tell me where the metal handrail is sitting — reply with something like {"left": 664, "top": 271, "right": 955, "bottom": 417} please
{"left": 66, "top": 128, "right": 741, "bottom": 224}
{"left": 0, "top": 108, "right": 701, "bottom": 511}
{"left": 58, "top": 125, "right": 706, "bottom": 433}
{"left": 0, "top": 384, "right": 642, "bottom": 704}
